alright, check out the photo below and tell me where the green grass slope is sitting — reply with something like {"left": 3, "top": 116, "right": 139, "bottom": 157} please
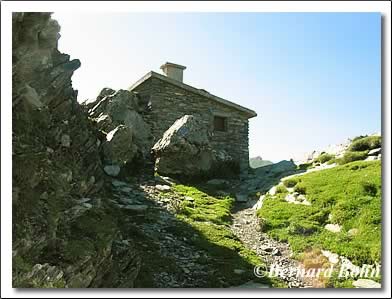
{"left": 258, "top": 160, "right": 381, "bottom": 266}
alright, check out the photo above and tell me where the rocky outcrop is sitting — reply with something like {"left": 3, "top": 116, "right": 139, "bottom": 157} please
{"left": 87, "top": 88, "right": 153, "bottom": 176}
{"left": 102, "top": 125, "right": 137, "bottom": 176}
{"left": 152, "top": 115, "right": 214, "bottom": 178}
{"left": 246, "top": 160, "right": 298, "bottom": 195}
{"left": 12, "top": 13, "right": 140, "bottom": 287}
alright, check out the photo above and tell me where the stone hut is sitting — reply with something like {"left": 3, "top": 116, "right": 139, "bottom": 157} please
{"left": 129, "top": 62, "right": 257, "bottom": 176}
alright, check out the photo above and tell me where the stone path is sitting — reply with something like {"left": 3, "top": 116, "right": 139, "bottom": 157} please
{"left": 109, "top": 176, "right": 250, "bottom": 288}
{"left": 230, "top": 203, "right": 312, "bottom": 288}
{"left": 110, "top": 177, "right": 220, "bottom": 287}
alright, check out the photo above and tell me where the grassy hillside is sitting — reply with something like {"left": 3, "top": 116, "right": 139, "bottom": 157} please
{"left": 258, "top": 160, "right": 381, "bottom": 265}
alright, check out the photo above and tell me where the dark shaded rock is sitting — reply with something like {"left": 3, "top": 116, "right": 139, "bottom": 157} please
{"left": 152, "top": 115, "right": 214, "bottom": 178}
{"left": 89, "top": 88, "right": 153, "bottom": 160}
{"left": 12, "top": 13, "right": 140, "bottom": 288}
{"left": 101, "top": 125, "right": 137, "bottom": 174}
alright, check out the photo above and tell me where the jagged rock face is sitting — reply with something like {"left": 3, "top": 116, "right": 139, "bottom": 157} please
{"left": 88, "top": 88, "right": 153, "bottom": 175}
{"left": 102, "top": 125, "right": 138, "bottom": 176}
{"left": 152, "top": 115, "right": 214, "bottom": 177}
{"left": 12, "top": 13, "right": 140, "bottom": 287}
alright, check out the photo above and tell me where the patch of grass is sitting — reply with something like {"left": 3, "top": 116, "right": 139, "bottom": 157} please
{"left": 349, "top": 136, "right": 381, "bottom": 152}
{"left": 173, "top": 184, "right": 233, "bottom": 225}
{"left": 275, "top": 185, "right": 287, "bottom": 194}
{"left": 258, "top": 160, "right": 381, "bottom": 267}
{"left": 314, "top": 153, "right": 335, "bottom": 164}
{"left": 293, "top": 183, "right": 307, "bottom": 195}
{"left": 338, "top": 150, "right": 369, "bottom": 165}
{"left": 297, "top": 162, "right": 313, "bottom": 170}
{"left": 283, "top": 177, "right": 299, "bottom": 188}
{"left": 326, "top": 158, "right": 336, "bottom": 165}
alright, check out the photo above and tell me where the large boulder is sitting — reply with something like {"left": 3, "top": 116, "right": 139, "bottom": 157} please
{"left": 152, "top": 115, "right": 214, "bottom": 177}
{"left": 102, "top": 125, "right": 137, "bottom": 176}
{"left": 88, "top": 88, "right": 153, "bottom": 159}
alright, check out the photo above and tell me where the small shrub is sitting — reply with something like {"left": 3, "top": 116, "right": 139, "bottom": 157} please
{"left": 275, "top": 185, "right": 287, "bottom": 194}
{"left": 315, "top": 153, "right": 334, "bottom": 164}
{"left": 339, "top": 151, "right": 369, "bottom": 164}
{"left": 283, "top": 178, "right": 299, "bottom": 188}
{"left": 349, "top": 136, "right": 381, "bottom": 152}
{"left": 294, "top": 183, "right": 307, "bottom": 195}
{"left": 352, "top": 135, "right": 368, "bottom": 142}
{"left": 361, "top": 181, "right": 378, "bottom": 197}
{"left": 326, "top": 158, "right": 336, "bottom": 165}
{"left": 298, "top": 162, "right": 313, "bottom": 170}
{"left": 334, "top": 158, "right": 343, "bottom": 165}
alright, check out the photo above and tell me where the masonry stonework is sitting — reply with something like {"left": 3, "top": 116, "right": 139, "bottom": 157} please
{"left": 132, "top": 76, "right": 251, "bottom": 176}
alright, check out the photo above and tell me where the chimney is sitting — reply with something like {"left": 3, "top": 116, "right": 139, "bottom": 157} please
{"left": 160, "top": 62, "right": 186, "bottom": 82}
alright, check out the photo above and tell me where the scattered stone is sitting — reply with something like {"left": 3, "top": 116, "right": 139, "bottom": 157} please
{"left": 40, "top": 192, "right": 48, "bottom": 200}
{"left": 268, "top": 186, "right": 277, "bottom": 196}
{"left": 252, "top": 195, "right": 265, "bottom": 210}
{"left": 123, "top": 204, "right": 149, "bottom": 212}
{"left": 285, "top": 193, "right": 296, "bottom": 203}
{"left": 76, "top": 198, "right": 91, "bottom": 204}
{"left": 235, "top": 193, "right": 248, "bottom": 202}
{"left": 117, "top": 197, "right": 135, "bottom": 205}
{"left": 368, "top": 148, "right": 381, "bottom": 156}
{"left": 111, "top": 180, "right": 128, "bottom": 188}
{"left": 61, "top": 134, "right": 71, "bottom": 148}
{"left": 155, "top": 184, "right": 171, "bottom": 192}
{"left": 155, "top": 175, "right": 175, "bottom": 186}
{"left": 233, "top": 269, "right": 246, "bottom": 275}
{"left": 353, "top": 279, "right": 381, "bottom": 288}
{"left": 321, "top": 250, "right": 339, "bottom": 264}
{"left": 120, "top": 186, "right": 133, "bottom": 193}
{"left": 325, "top": 223, "right": 341, "bottom": 233}
{"left": 104, "top": 165, "right": 121, "bottom": 177}
{"left": 297, "top": 194, "right": 306, "bottom": 202}
{"left": 348, "top": 228, "right": 359, "bottom": 236}
{"left": 365, "top": 156, "right": 378, "bottom": 161}
{"left": 82, "top": 203, "right": 93, "bottom": 209}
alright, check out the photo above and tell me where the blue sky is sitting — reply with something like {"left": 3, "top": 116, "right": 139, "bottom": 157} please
{"left": 54, "top": 12, "right": 381, "bottom": 162}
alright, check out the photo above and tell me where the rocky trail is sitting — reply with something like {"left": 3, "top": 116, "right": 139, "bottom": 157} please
{"left": 109, "top": 175, "right": 264, "bottom": 288}
{"left": 109, "top": 177, "right": 217, "bottom": 287}
{"left": 107, "top": 172, "right": 315, "bottom": 288}
{"left": 231, "top": 202, "right": 312, "bottom": 288}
